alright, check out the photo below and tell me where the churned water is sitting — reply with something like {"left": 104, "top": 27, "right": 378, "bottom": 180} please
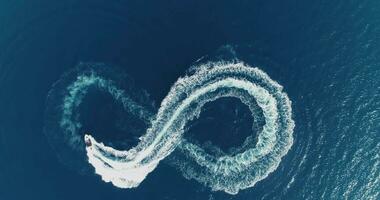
{"left": 0, "top": 0, "right": 379, "bottom": 199}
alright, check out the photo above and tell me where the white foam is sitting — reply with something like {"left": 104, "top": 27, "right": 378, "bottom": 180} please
{"left": 85, "top": 61, "right": 295, "bottom": 194}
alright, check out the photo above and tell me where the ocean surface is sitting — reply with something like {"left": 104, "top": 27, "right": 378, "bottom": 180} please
{"left": 0, "top": 0, "right": 379, "bottom": 199}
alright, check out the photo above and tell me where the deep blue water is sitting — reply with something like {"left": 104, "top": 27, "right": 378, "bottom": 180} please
{"left": 0, "top": 0, "right": 379, "bottom": 199}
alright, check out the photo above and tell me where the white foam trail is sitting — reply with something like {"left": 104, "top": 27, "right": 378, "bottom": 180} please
{"left": 44, "top": 63, "right": 155, "bottom": 174}
{"left": 59, "top": 70, "right": 152, "bottom": 148}
{"left": 85, "top": 61, "right": 295, "bottom": 194}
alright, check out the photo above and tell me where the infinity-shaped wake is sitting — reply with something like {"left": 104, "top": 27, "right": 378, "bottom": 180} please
{"left": 82, "top": 61, "right": 294, "bottom": 194}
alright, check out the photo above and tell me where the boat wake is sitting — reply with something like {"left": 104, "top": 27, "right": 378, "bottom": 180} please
{"left": 45, "top": 58, "right": 294, "bottom": 194}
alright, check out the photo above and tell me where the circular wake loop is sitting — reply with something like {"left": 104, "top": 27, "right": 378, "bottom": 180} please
{"left": 44, "top": 63, "right": 154, "bottom": 174}
{"left": 84, "top": 61, "right": 295, "bottom": 194}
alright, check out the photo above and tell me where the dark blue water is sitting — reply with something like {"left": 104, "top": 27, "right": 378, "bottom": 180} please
{"left": 0, "top": 0, "right": 379, "bottom": 199}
